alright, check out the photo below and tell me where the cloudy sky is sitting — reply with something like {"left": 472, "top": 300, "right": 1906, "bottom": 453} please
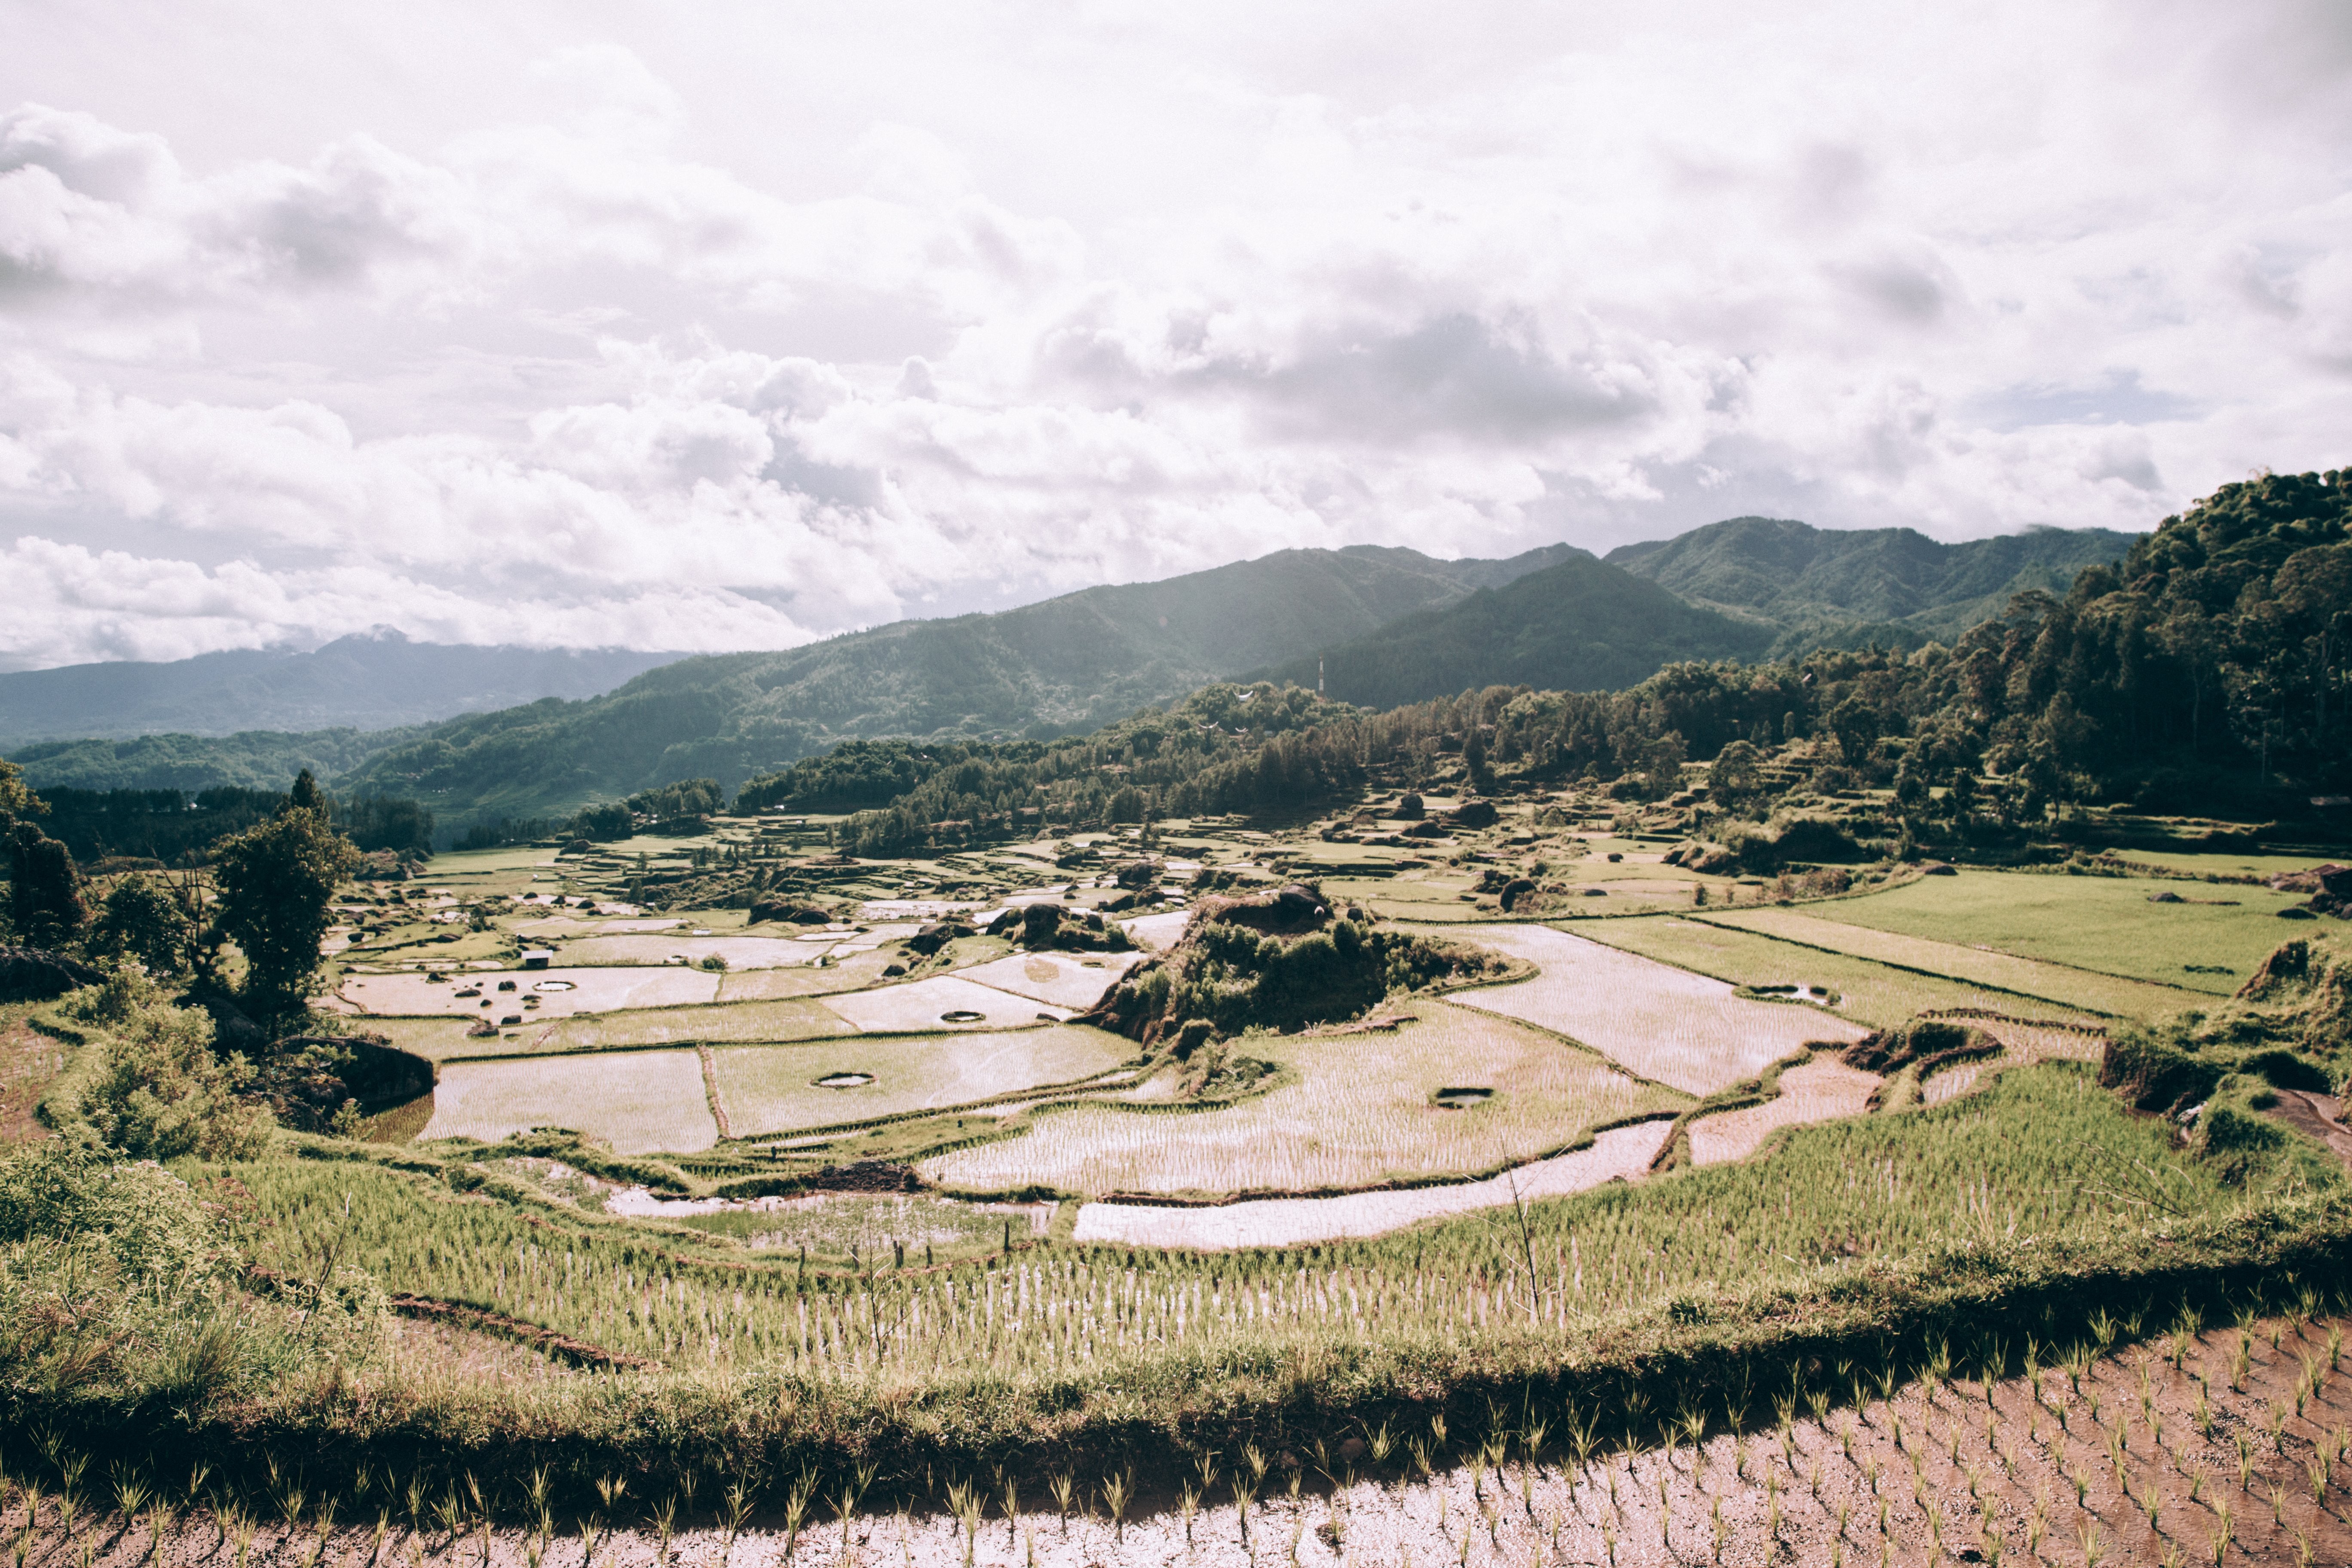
{"left": 1, "top": 0, "right": 2347, "bottom": 670}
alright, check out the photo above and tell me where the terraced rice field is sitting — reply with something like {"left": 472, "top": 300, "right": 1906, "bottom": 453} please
{"left": 505, "top": 996, "right": 857, "bottom": 1053}
{"left": 952, "top": 950, "right": 1142, "bottom": 1009}
{"left": 422, "top": 1048, "right": 718, "bottom": 1152}
{"left": 1438, "top": 923, "right": 1870, "bottom": 1094}
{"left": 1700, "top": 906, "right": 2201, "bottom": 1019}
{"left": 1070, "top": 1118, "right": 1675, "bottom": 1248}
{"left": 1805, "top": 868, "right": 2307, "bottom": 993}
{"left": 710, "top": 1027, "right": 1133, "bottom": 1136}
{"left": 820, "top": 974, "right": 1076, "bottom": 1031}
{"left": 920, "top": 999, "right": 1687, "bottom": 1195}
{"left": 547, "top": 933, "right": 828, "bottom": 968}
{"left": 339, "top": 965, "right": 722, "bottom": 1017}
{"left": 1685, "top": 1054, "right": 1880, "bottom": 1165}
{"left": 1578, "top": 914, "right": 2102, "bottom": 1029}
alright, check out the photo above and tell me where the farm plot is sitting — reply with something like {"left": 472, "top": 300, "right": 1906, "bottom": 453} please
{"left": 710, "top": 1027, "right": 1133, "bottom": 1136}
{"left": 920, "top": 999, "right": 1687, "bottom": 1196}
{"left": 1684, "top": 1054, "right": 1880, "bottom": 1165}
{"left": 1072, "top": 1119, "right": 1673, "bottom": 1249}
{"left": 1119, "top": 909, "right": 1192, "bottom": 951}
{"left": 548, "top": 934, "right": 821, "bottom": 969}
{"left": 820, "top": 974, "right": 1074, "bottom": 1032}
{"left": 1436, "top": 923, "right": 1870, "bottom": 1094}
{"left": 952, "top": 951, "right": 1141, "bottom": 1010}
{"left": 337, "top": 966, "right": 720, "bottom": 1017}
{"left": 1700, "top": 906, "right": 2200, "bottom": 1018}
{"left": 493, "top": 997, "right": 855, "bottom": 1055}
{"left": 421, "top": 1049, "right": 717, "bottom": 1153}
{"left": 1803, "top": 867, "right": 2306, "bottom": 992}
{"left": 1577, "top": 915, "right": 2101, "bottom": 1029}
{"left": 511, "top": 917, "right": 682, "bottom": 937}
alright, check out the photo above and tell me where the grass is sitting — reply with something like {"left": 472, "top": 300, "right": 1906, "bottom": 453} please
{"left": 1793, "top": 868, "right": 2307, "bottom": 994}
{"left": 921, "top": 998, "right": 1690, "bottom": 1196}
{"left": 671, "top": 1192, "right": 1049, "bottom": 1255}
{"left": 1436, "top": 922, "right": 1869, "bottom": 1094}
{"left": 1577, "top": 913, "right": 2101, "bottom": 1029}
{"left": 711, "top": 1026, "right": 1133, "bottom": 1137}
{"left": 423, "top": 1049, "right": 720, "bottom": 1153}
{"left": 1700, "top": 905, "right": 2203, "bottom": 1019}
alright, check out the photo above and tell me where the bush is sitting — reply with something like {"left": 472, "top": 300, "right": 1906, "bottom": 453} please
{"left": 61, "top": 971, "right": 276, "bottom": 1160}
{"left": 0, "top": 1142, "right": 229, "bottom": 1286}
{"left": 89, "top": 875, "right": 193, "bottom": 976}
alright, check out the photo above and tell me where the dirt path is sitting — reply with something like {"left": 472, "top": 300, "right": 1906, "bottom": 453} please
{"left": 12, "top": 1309, "right": 2349, "bottom": 1565}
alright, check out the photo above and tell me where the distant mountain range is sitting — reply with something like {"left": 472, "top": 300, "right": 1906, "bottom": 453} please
{"left": 4, "top": 519, "right": 2133, "bottom": 832}
{"left": 0, "top": 631, "right": 681, "bottom": 748}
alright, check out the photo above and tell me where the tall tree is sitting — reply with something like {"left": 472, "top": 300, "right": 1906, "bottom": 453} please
{"left": 208, "top": 788, "right": 356, "bottom": 1024}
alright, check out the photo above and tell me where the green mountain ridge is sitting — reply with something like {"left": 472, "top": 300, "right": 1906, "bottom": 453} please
{"left": 321, "top": 542, "right": 1584, "bottom": 829}
{"left": 1603, "top": 515, "right": 2138, "bottom": 653}
{"left": 1252, "top": 554, "right": 1775, "bottom": 708}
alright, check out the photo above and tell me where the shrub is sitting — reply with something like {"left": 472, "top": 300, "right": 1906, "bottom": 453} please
{"left": 61, "top": 971, "right": 276, "bottom": 1160}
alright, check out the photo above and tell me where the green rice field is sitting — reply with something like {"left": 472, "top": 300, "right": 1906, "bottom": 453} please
{"left": 1577, "top": 914, "right": 2103, "bottom": 1029}
{"left": 1795, "top": 867, "right": 2306, "bottom": 993}
{"left": 1699, "top": 905, "right": 2204, "bottom": 1018}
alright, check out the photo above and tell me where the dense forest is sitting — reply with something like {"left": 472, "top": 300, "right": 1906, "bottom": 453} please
{"left": 730, "top": 468, "right": 2349, "bottom": 855}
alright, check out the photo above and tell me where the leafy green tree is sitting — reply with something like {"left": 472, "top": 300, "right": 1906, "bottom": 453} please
{"left": 208, "top": 787, "right": 357, "bottom": 1022}
{"left": 89, "top": 874, "right": 194, "bottom": 976}
{"left": 9, "top": 823, "right": 87, "bottom": 950}
{"left": 1707, "top": 739, "right": 1764, "bottom": 809}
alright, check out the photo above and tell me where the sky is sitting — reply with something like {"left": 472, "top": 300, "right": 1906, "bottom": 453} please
{"left": 0, "top": 0, "right": 2348, "bottom": 671}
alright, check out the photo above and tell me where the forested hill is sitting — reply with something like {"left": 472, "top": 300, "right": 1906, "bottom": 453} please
{"left": 325, "top": 543, "right": 1581, "bottom": 831}
{"left": 787, "top": 467, "right": 2350, "bottom": 855}
{"left": 1251, "top": 554, "right": 1775, "bottom": 708}
{"left": 1604, "top": 516, "right": 2137, "bottom": 653}
{"left": 0, "top": 630, "right": 681, "bottom": 748}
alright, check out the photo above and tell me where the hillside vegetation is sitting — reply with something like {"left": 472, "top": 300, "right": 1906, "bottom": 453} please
{"left": 1605, "top": 514, "right": 2137, "bottom": 654}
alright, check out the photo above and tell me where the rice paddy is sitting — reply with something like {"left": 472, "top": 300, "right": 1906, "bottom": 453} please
{"left": 1437, "top": 922, "right": 1871, "bottom": 1094}
{"left": 1575, "top": 913, "right": 2101, "bottom": 1029}
{"left": 223, "top": 1062, "right": 2238, "bottom": 1384}
{"left": 710, "top": 1026, "right": 1134, "bottom": 1135}
{"left": 422, "top": 1048, "right": 719, "bottom": 1152}
{"left": 919, "top": 998, "right": 1687, "bottom": 1195}
{"left": 819, "top": 974, "right": 1078, "bottom": 1031}
{"left": 950, "top": 950, "right": 1143, "bottom": 1009}
{"left": 1698, "top": 905, "right": 2202, "bottom": 1019}
{"left": 1792, "top": 867, "right": 2307, "bottom": 994}
{"left": 1684, "top": 1053, "right": 1880, "bottom": 1165}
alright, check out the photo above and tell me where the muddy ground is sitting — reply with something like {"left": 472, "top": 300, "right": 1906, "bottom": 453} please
{"left": 10, "top": 1311, "right": 2352, "bottom": 1566}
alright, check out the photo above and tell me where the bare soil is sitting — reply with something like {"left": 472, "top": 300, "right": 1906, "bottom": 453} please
{"left": 13, "top": 1311, "right": 2352, "bottom": 1566}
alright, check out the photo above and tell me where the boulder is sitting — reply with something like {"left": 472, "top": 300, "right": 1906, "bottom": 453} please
{"left": 2147, "top": 890, "right": 2185, "bottom": 904}
{"left": 1201, "top": 883, "right": 1330, "bottom": 937}
{"left": 1396, "top": 793, "right": 1425, "bottom": 821}
{"left": 1918, "top": 861, "right": 1959, "bottom": 876}
{"left": 1114, "top": 860, "right": 1165, "bottom": 890}
{"left": 748, "top": 899, "right": 832, "bottom": 925}
{"left": 1449, "top": 798, "right": 1500, "bottom": 830}
{"left": 1498, "top": 877, "right": 1538, "bottom": 913}
{"left": 902, "top": 921, "right": 974, "bottom": 956}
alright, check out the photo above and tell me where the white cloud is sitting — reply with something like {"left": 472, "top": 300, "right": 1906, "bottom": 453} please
{"left": 0, "top": 0, "right": 2346, "bottom": 669}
